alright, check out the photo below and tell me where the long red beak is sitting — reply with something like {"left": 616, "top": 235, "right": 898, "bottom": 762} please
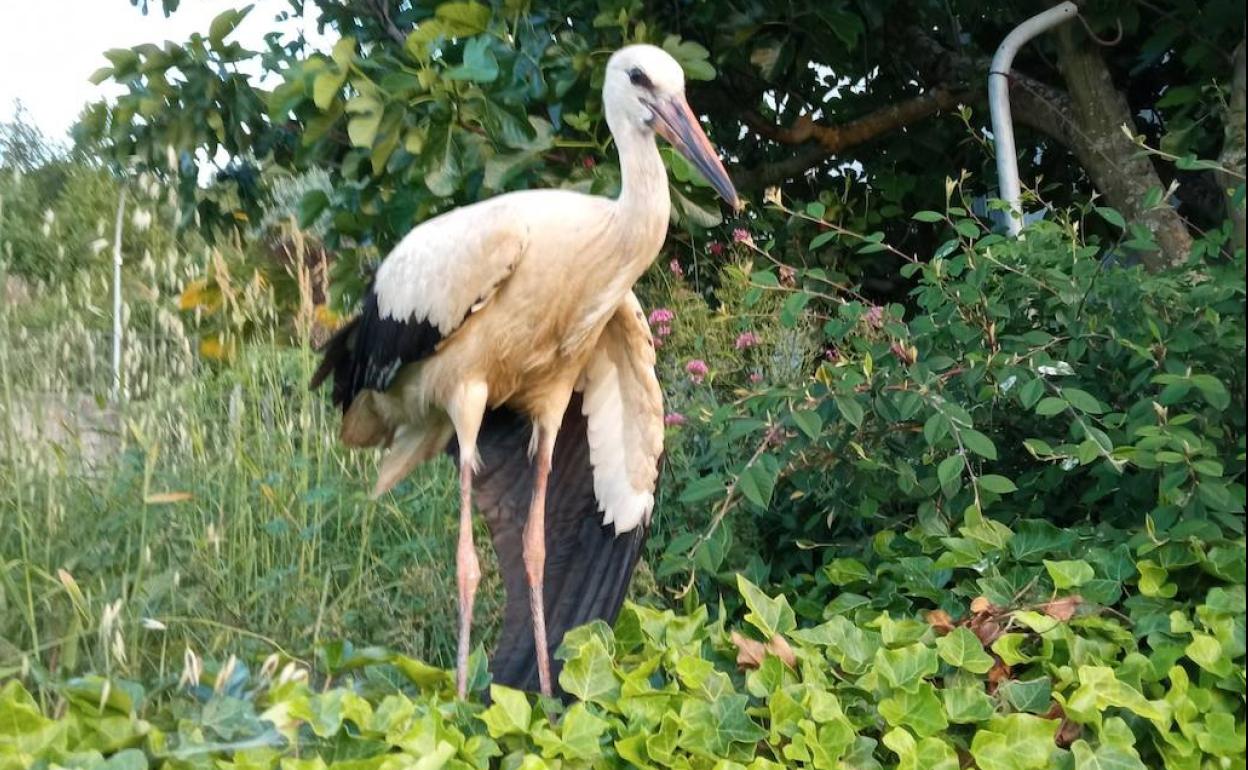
{"left": 651, "top": 96, "right": 740, "bottom": 211}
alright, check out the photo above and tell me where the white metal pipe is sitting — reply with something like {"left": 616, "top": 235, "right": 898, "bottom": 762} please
{"left": 989, "top": 1, "right": 1078, "bottom": 235}
{"left": 111, "top": 186, "right": 127, "bottom": 402}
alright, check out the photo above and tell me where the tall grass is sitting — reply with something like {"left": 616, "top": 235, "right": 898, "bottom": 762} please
{"left": 0, "top": 221, "right": 484, "bottom": 696}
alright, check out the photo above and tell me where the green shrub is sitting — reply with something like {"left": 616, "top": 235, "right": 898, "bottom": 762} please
{"left": 2, "top": 559, "right": 1243, "bottom": 768}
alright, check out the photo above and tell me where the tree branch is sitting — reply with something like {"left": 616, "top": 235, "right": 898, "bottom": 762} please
{"left": 735, "top": 88, "right": 971, "bottom": 189}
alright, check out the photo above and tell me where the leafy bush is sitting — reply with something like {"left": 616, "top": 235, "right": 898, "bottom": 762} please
{"left": 3, "top": 557, "right": 1243, "bottom": 769}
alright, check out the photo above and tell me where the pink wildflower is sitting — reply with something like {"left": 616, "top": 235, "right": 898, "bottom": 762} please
{"left": 708, "top": 241, "right": 725, "bottom": 257}
{"left": 735, "top": 331, "right": 760, "bottom": 350}
{"left": 669, "top": 258, "right": 685, "bottom": 278}
{"left": 749, "top": 371, "right": 764, "bottom": 384}
{"left": 664, "top": 412, "right": 687, "bottom": 427}
{"left": 824, "top": 347, "right": 840, "bottom": 362}
{"left": 648, "top": 308, "right": 675, "bottom": 326}
{"left": 652, "top": 336, "right": 663, "bottom": 348}
{"left": 864, "top": 304, "right": 884, "bottom": 329}
{"left": 685, "top": 359, "right": 709, "bottom": 384}
{"left": 655, "top": 324, "right": 672, "bottom": 338}
{"left": 582, "top": 156, "right": 596, "bottom": 169}
{"left": 732, "top": 228, "right": 754, "bottom": 246}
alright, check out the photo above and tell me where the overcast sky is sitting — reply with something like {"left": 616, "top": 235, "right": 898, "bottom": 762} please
{"left": 0, "top": 0, "right": 328, "bottom": 143}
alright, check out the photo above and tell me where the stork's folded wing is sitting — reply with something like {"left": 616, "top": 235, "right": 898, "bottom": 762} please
{"left": 579, "top": 292, "right": 664, "bottom": 533}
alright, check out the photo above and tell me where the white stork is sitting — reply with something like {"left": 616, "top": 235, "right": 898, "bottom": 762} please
{"left": 311, "top": 44, "right": 738, "bottom": 697}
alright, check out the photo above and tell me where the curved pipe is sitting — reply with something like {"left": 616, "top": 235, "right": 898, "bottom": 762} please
{"left": 989, "top": 1, "right": 1078, "bottom": 235}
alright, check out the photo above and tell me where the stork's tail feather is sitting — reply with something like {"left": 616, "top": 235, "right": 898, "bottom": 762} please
{"left": 309, "top": 316, "right": 361, "bottom": 410}
{"left": 453, "top": 395, "right": 648, "bottom": 696}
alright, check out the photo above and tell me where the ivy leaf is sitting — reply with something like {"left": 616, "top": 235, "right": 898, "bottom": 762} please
{"left": 1044, "top": 559, "right": 1095, "bottom": 589}
{"left": 479, "top": 685, "right": 531, "bottom": 738}
{"left": 970, "top": 714, "right": 1061, "bottom": 770}
{"left": 874, "top": 642, "right": 939, "bottom": 692}
{"left": 738, "top": 454, "right": 779, "bottom": 509}
{"left": 942, "top": 686, "right": 996, "bottom": 723}
{"left": 879, "top": 682, "right": 949, "bottom": 736}
{"left": 737, "top": 574, "right": 796, "bottom": 637}
{"left": 557, "top": 635, "right": 618, "bottom": 705}
{"left": 1070, "top": 739, "right": 1146, "bottom": 770}
{"left": 936, "top": 627, "right": 994, "bottom": 674}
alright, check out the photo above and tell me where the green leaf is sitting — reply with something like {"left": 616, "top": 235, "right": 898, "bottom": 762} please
{"left": 737, "top": 574, "right": 796, "bottom": 637}
{"left": 874, "top": 642, "right": 939, "bottom": 692}
{"left": 883, "top": 728, "right": 959, "bottom": 770}
{"left": 942, "top": 686, "right": 996, "bottom": 723}
{"left": 937, "top": 455, "right": 963, "bottom": 495}
{"left": 1094, "top": 207, "right": 1126, "bottom": 229}
{"left": 879, "top": 682, "right": 949, "bottom": 737}
{"left": 435, "top": 1, "right": 492, "bottom": 34}
{"left": 557, "top": 635, "right": 618, "bottom": 704}
{"left": 479, "top": 685, "right": 531, "bottom": 737}
{"left": 1065, "top": 665, "right": 1168, "bottom": 726}
{"left": 1070, "top": 739, "right": 1146, "bottom": 770}
{"left": 791, "top": 409, "right": 823, "bottom": 440}
{"left": 546, "top": 703, "right": 608, "bottom": 760}
{"left": 835, "top": 395, "right": 865, "bottom": 428}
{"left": 962, "top": 429, "right": 998, "bottom": 460}
{"left": 1035, "top": 397, "right": 1067, "bottom": 416}
{"left": 970, "top": 714, "right": 1060, "bottom": 770}
{"left": 979, "top": 475, "right": 1017, "bottom": 494}
{"left": 1062, "top": 388, "right": 1105, "bottom": 414}
{"left": 208, "top": 5, "right": 252, "bottom": 47}
{"left": 738, "top": 454, "right": 779, "bottom": 509}
{"left": 912, "top": 210, "right": 945, "bottom": 223}
{"left": 936, "top": 627, "right": 994, "bottom": 673}
{"left": 998, "top": 677, "right": 1052, "bottom": 713}
{"left": 1044, "top": 559, "right": 1094, "bottom": 589}
{"left": 445, "top": 37, "right": 499, "bottom": 83}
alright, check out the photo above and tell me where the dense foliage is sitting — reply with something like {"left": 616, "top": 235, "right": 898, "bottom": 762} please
{"left": 3, "top": 556, "right": 1243, "bottom": 769}
{"left": 3, "top": 0, "right": 1246, "bottom": 768}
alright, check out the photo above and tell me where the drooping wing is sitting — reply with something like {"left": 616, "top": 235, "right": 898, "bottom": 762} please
{"left": 463, "top": 396, "right": 650, "bottom": 695}
{"left": 579, "top": 292, "right": 664, "bottom": 533}
{"left": 456, "top": 295, "right": 664, "bottom": 694}
{"left": 310, "top": 202, "right": 525, "bottom": 411}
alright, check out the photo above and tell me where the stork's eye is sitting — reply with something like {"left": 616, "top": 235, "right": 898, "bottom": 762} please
{"left": 628, "top": 68, "right": 653, "bottom": 89}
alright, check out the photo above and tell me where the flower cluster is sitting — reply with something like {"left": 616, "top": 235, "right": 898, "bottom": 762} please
{"left": 685, "top": 358, "right": 708, "bottom": 384}
{"left": 648, "top": 307, "right": 675, "bottom": 347}
{"left": 734, "top": 331, "right": 760, "bottom": 350}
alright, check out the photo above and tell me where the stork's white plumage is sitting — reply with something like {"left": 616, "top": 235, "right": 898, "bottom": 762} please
{"left": 311, "top": 44, "right": 737, "bottom": 697}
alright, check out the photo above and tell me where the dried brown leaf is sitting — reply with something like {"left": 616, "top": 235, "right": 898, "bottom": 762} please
{"left": 766, "top": 633, "right": 797, "bottom": 669}
{"left": 926, "top": 609, "right": 956, "bottom": 635}
{"left": 1040, "top": 595, "right": 1083, "bottom": 622}
{"left": 731, "top": 631, "right": 767, "bottom": 670}
{"left": 970, "top": 596, "right": 994, "bottom": 614}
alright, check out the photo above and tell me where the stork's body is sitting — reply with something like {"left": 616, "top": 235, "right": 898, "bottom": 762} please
{"left": 312, "top": 45, "right": 737, "bottom": 697}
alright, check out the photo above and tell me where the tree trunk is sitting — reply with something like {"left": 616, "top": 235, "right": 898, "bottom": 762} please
{"left": 1054, "top": 26, "right": 1192, "bottom": 271}
{"left": 1217, "top": 42, "right": 1246, "bottom": 254}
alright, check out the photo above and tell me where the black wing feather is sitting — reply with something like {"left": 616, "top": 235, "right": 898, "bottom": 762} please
{"left": 451, "top": 394, "right": 649, "bottom": 696}
{"left": 310, "top": 288, "right": 442, "bottom": 411}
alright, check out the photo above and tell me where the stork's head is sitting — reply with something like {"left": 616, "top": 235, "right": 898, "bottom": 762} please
{"left": 604, "top": 45, "right": 739, "bottom": 209}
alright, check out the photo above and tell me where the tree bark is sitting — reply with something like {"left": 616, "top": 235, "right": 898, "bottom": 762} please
{"left": 734, "top": 89, "right": 970, "bottom": 190}
{"left": 1053, "top": 26, "right": 1192, "bottom": 270}
{"left": 1217, "top": 41, "right": 1246, "bottom": 253}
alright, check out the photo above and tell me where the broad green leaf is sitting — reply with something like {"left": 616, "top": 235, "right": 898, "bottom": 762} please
{"left": 1070, "top": 739, "right": 1146, "bottom": 770}
{"left": 936, "top": 627, "right": 994, "bottom": 673}
{"left": 479, "top": 685, "right": 531, "bottom": 737}
{"left": 1044, "top": 559, "right": 1094, "bottom": 589}
{"left": 879, "top": 682, "right": 948, "bottom": 736}
{"left": 874, "top": 642, "right": 939, "bottom": 692}
{"left": 737, "top": 574, "right": 796, "bottom": 637}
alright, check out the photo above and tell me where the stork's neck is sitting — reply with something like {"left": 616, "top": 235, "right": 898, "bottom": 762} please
{"left": 612, "top": 125, "right": 671, "bottom": 245}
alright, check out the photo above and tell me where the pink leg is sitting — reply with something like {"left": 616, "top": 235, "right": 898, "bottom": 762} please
{"left": 523, "top": 428, "right": 555, "bottom": 696}
{"left": 455, "top": 462, "right": 481, "bottom": 698}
